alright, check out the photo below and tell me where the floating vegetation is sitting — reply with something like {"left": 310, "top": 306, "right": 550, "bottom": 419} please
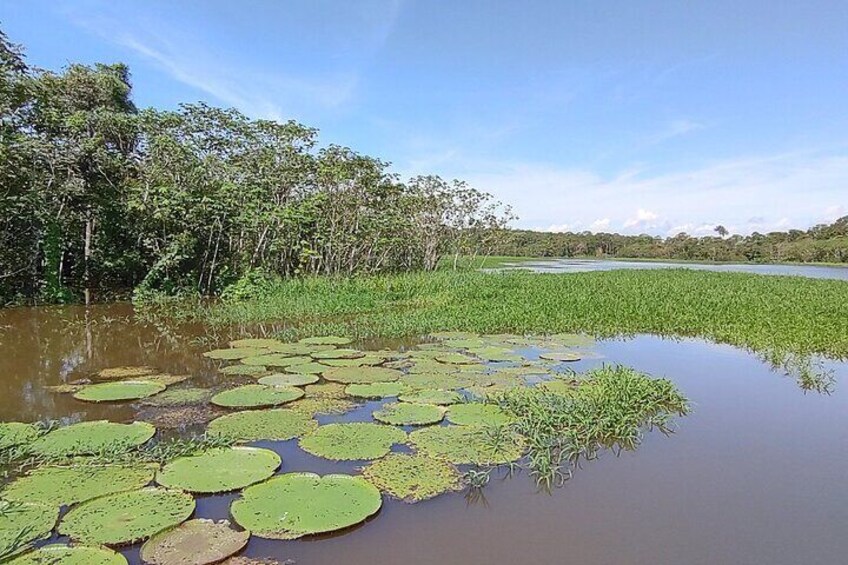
{"left": 208, "top": 409, "right": 318, "bottom": 442}
{"left": 219, "top": 364, "right": 268, "bottom": 376}
{"left": 401, "top": 372, "right": 489, "bottom": 390}
{"left": 44, "top": 384, "right": 84, "bottom": 394}
{"left": 299, "top": 336, "right": 352, "bottom": 345}
{"left": 157, "top": 446, "right": 280, "bottom": 493}
{"left": 0, "top": 501, "right": 58, "bottom": 561}
{"left": 146, "top": 374, "right": 192, "bottom": 387}
{"left": 5, "top": 544, "right": 127, "bottom": 565}
{"left": 0, "top": 423, "right": 42, "bottom": 451}
{"left": 211, "top": 385, "right": 303, "bottom": 408}
{"left": 137, "top": 405, "right": 222, "bottom": 429}
{"left": 258, "top": 373, "right": 319, "bottom": 387}
{"left": 58, "top": 488, "right": 195, "bottom": 546}
{"left": 282, "top": 362, "right": 327, "bottom": 375}
{"left": 322, "top": 366, "right": 401, "bottom": 384}
{"left": 240, "top": 354, "right": 310, "bottom": 367}
{"left": 73, "top": 380, "right": 166, "bottom": 403}
{"left": 345, "top": 382, "right": 407, "bottom": 399}
{"left": 539, "top": 351, "right": 582, "bottom": 362}
{"left": 141, "top": 387, "right": 213, "bottom": 407}
{"left": 203, "top": 348, "right": 265, "bottom": 361}
{"left": 140, "top": 519, "right": 249, "bottom": 565}
{"left": 373, "top": 403, "right": 445, "bottom": 426}
{"left": 446, "top": 403, "right": 513, "bottom": 426}
{"left": 229, "top": 338, "right": 283, "bottom": 349}
{"left": 320, "top": 354, "right": 387, "bottom": 367}
{"left": 434, "top": 353, "right": 480, "bottom": 365}
{"left": 96, "top": 366, "right": 157, "bottom": 380}
{"left": 287, "top": 398, "right": 358, "bottom": 417}
{"left": 29, "top": 421, "right": 156, "bottom": 458}
{"left": 231, "top": 473, "right": 381, "bottom": 539}
{"left": 299, "top": 423, "right": 406, "bottom": 461}
{"left": 1, "top": 464, "right": 156, "bottom": 508}
{"left": 310, "top": 348, "right": 364, "bottom": 360}
{"left": 409, "top": 425, "right": 526, "bottom": 465}
{"left": 362, "top": 453, "right": 463, "bottom": 502}
{"left": 303, "top": 382, "right": 347, "bottom": 398}
{"left": 467, "top": 347, "right": 523, "bottom": 362}
{"left": 266, "top": 342, "right": 329, "bottom": 355}
{"left": 398, "top": 389, "right": 462, "bottom": 405}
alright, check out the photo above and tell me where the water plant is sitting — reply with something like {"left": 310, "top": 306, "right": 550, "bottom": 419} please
{"left": 203, "top": 347, "right": 266, "bottom": 361}
{"left": 310, "top": 348, "right": 364, "bottom": 360}
{"left": 303, "top": 382, "right": 348, "bottom": 398}
{"left": 137, "top": 405, "right": 221, "bottom": 429}
{"left": 372, "top": 403, "right": 445, "bottom": 426}
{"left": 219, "top": 364, "right": 268, "bottom": 376}
{"left": 73, "top": 380, "right": 166, "bottom": 402}
{"left": 299, "top": 423, "right": 407, "bottom": 460}
{"left": 446, "top": 403, "right": 513, "bottom": 426}
{"left": 58, "top": 487, "right": 195, "bottom": 546}
{"left": 299, "top": 336, "right": 352, "bottom": 345}
{"left": 0, "top": 500, "right": 58, "bottom": 561}
{"left": 409, "top": 425, "right": 526, "bottom": 465}
{"left": 282, "top": 362, "right": 327, "bottom": 375}
{"left": 139, "top": 519, "right": 249, "bottom": 565}
{"left": 5, "top": 544, "right": 127, "bottom": 565}
{"left": 398, "top": 389, "right": 462, "bottom": 405}
{"left": 96, "top": 366, "right": 157, "bottom": 380}
{"left": 29, "top": 421, "right": 156, "bottom": 458}
{"left": 258, "top": 373, "right": 319, "bottom": 386}
{"left": 539, "top": 351, "right": 581, "bottom": 362}
{"left": 141, "top": 387, "right": 213, "bottom": 407}
{"left": 345, "top": 382, "right": 407, "bottom": 399}
{"left": 230, "top": 473, "right": 381, "bottom": 539}
{"left": 0, "top": 424, "right": 42, "bottom": 452}
{"left": 240, "top": 354, "right": 310, "bottom": 367}
{"left": 208, "top": 409, "right": 318, "bottom": 442}
{"left": 229, "top": 338, "right": 283, "bottom": 349}
{"left": 156, "top": 446, "right": 281, "bottom": 493}
{"left": 362, "top": 453, "right": 463, "bottom": 502}
{"left": 322, "top": 366, "right": 401, "bottom": 384}
{"left": 211, "top": 384, "right": 303, "bottom": 408}
{"left": 287, "top": 398, "right": 358, "bottom": 417}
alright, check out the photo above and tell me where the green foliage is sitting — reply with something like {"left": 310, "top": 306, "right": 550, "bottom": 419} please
{"left": 141, "top": 387, "right": 212, "bottom": 407}
{"left": 0, "top": 423, "right": 42, "bottom": 451}
{"left": 345, "top": 382, "right": 407, "bottom": 399}
{"left": 445, "top": 404, "right": 513, "bottom": 426}
{"left": 140, "top": 519, "right": 249, "bottom": 565}
{"left": 408, "top": 425, "right": 526, "bottom": 465}
{"left": 299, "top": 423, "right": 407, "bottom": 461}
{"left": 398, "top": 389, "right": 462, "bottom": 405}
{"left": 73, "top": 380, "right": 166, "bottom": 402}
{"left": 373, "top": 403, "right": 446, "bottom": 426}
{"left": 29, "top": 421, "right": 155, "bottom": 458}
{"left": 362, "top": 453, "right": 463, "bottom": 502}
{"left": 230, "top": 473, "right": 382, "bottom": 539}
{"left": 207, "top": 409, "right": 318, "bottom": 442}
{"left": 5, "top": 544, "right": 127, "bottom": 565}
{"left": 322, "top": 366, "right": 401, "bottom": 384}
{"left": 0, "top": 501, "right": 58, "bottom": 561}
{"left": 210, "top": 385, "right": 303, "bottom": 408}
{"left": 258, "top": 373, "right": 319, "bottom": 386}
{"left": 156, "top": 447, "right": 280, "bottom": 493}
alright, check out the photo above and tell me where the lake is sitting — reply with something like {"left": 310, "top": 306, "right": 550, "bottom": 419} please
{"left": 1, "top": 304, "right": 846, "bottom": 564}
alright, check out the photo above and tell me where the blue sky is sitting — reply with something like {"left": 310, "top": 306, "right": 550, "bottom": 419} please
{"left": 3, "top": 0, "right": 847, "bottom": 235}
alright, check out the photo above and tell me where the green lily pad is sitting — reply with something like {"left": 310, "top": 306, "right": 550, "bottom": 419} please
{"left": 58, "top": 488, "right": 195, "bottom": 546}
{"left": 409, "top": 425, "right": 525, "bottom": 465}
{"left": 345, "top": 382, "right": 406, "bottom": 399}
{"left": 73, "top": 381, "right": 166, "bottom": 403}
{"left": 435, "top": 353, "right": 480, "bottom": 365}
{"left": 446, "top": 403, "right": 513, "bottom": 426}
{"left": 30, "top": 421, "right": 155, "bottom": 458}
{"left": 240, "top": 354, "right": 310, "bottom": 367}
{"left": 539, "top": 351, "right": 582, "bottom": 362}
{"left": 140, "top": 519, "right": 249, "bottom": 565}
{"left": 398, "top": 389, "right": 462, "bottom": 405}
{"left": 0, "top": 423, "right": 42, "bottom": 451}
{"left": 442, "top": 338, "right": 487, "bottom": 348}
{"left": 229, "top": 338, "right": 282, "bottom": 349}
{"left": 402, "top": 372, "right": 489, "bottom": 390}
{"left": 287, "top": 398, "right": 358, "bottom": 417}
{"left": 208, "top": 409, "right": 318, "bottom": 442}
{"left": 319, "top": 354, "right": 387, "bottom": 367}
{"left": 283, "top": 362, "right": 327, "bottom": 375}
{"left": 203, "top": 348, "right": 266, "bottom": 361}
{"left": 303, "top": 383, "right": 347, "bottom": 398}
{"left": 231, "top": 473, "right": 381, "bottom": 539}
{"left": 298, "top": 336, "right": 352, "bottom": 345}
{"left": 258, "top": 373, "right": 319, "bottom": 387}
{"left": 219, "top": 364, "right": 268, "bottom": 376}
{"left": 1, "top": 464, "right": 156, "bottom": 508}
{"left": 5, "top": 544, "right": 127, "bottom": 565}
{"left": 310, "top": 348, "right": 363, "bottom": 360}
{"left": 141, "top": 387, "right": 212, "bottom": 407}
{"left": 157, "top": 447, "right": 281, "bottom": 493}
{"left": 145, "top": 374, "right": 191, "bottom": 387}
{"left": 468, "top": 347, "right": 523, "bottom": 362}
{"left": 322, "top": 367, "right": 401, "bottom": 384}
{"left": 211, "top": 385, "right": 303, "bottom": 409}
{"left": 373, "top": 403, "right": 445, "bottom": 426}
{"left": 299, "top": 423, "right": 407, "bottom": 461}
{"left": 266, "top": 342, "right": 331, "bottom": 355}
{"left": 406, "top": 360, "right": 476, "bottom": 374}
{"left": 96, "top": 366, "right": 157, "bottom": 380}
{"left": 0, "top": 501, "right": 58, "bottom": 560}
{"left": 362, "top": 453, "right": 462, "bottom": 502}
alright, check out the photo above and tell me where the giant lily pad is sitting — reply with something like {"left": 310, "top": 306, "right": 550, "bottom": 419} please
{"left": 299, "top": 423, "right": 406, "bottom": 461}
{"left": 283, "top": 362, "right": 327, "bottom": 375}
{"left": 208, "top": 409, "right": 317, "bottom": 442}
{"left": 73, "top": 381, "right": 166, "bottom": 403}
{"left": 446, "top": 403, "right": 513, "bottom": 426}
{"left": 402, "top": 372, "right": 489, "bottom": 390}
{"left": 409, "top": 425, "right": 525, "bottom": 465}
{"left": 398, "top": 389, "right": 462, "bottom": 405}
{"left": 0, "top": 423, "right": 41, "bottom": 451}
{"left": 142, "top": 387, "right": 212, "bottom": 407}
{"left": 30, "top": 421, "right": 155, "bottom": 458}
{"left": 229, "top": 338, "right": 282, "bottom": 349}
{"left": 145, "top": 374, "right": 192, "bottom": 387}
{"left": 96, "top": 366, "right": 157, "bottom": 380}
{"left": 299, "top": 336, "right": 352, "bottom": 345}
{"left": 0, "top": 501, "right": 58, "bottom": 560}
{"left": 539, "top": 351, "right": 582, "bottom": 362}
{"left": 2, "top": 464, "right": 156, "bottom": 508}
{"left": 157, "top": 447, "right": 280, "bottom": 493}
{"left": 303, "top": 383, "right": 347, "bottom": 398}
{"left": 434, "top": 353, "right": 480, "bottom": 365}
{"left": 266, "top": 342, "right": 331, "bottom": 355}
{"left": 287, "top": 398, "right": 358, "bottom": 417}
{"left": 322, "top": 367, "right": 401, "bottom": 384}
{"left": 211, "top": 385, "right": 303, "bottom": 409}
{"left": 5, "top": 544, "right": 127, "bottom": 565}
{"left": 140, "top": 519, "right": 249, "bottom": 565}
{"left": 231, "top": 473, "right": 381, "bottom": 539}
{"left": 345, "top": 382, "right": 406, "bottom": 399}
{"left": 373, "top": 403, "right": 445, "bottom": 426}
{"left": 310, "top": 349, "right": 363, "bottom": 360}
{"left": 468, "top": 347, "right": 523, "bottom": 362}
{"left": 320, "top": 354, "right": 387, "bottom": 368}
{"left": 258, "top": 373, "right": 319, "bottom": 387}
{"left": 219, "top": 364, "right": 268, "bottom": 376}
{"left": 203, "top": 348, "right": 265, "bottom": 361}
{"left": 58, "top": 488, "right": 195, "bottom": 546}
{"left": 240, "top": 354, "right": 310, "bottom": 367}
{"left": 362, "top": 453, "right": 462, "bottom": 502}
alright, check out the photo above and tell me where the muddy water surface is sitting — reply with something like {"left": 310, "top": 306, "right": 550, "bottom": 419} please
{"left": 1, "top": 304, "right": 846, "bottom": 565}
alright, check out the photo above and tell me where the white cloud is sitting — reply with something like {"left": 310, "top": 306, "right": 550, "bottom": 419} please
{"left": 590, "top": 218, "right": 611, "bottom": 231}
{"left": 546, "top": 223, "right": 574, "bottom": 233}
{"left": 623, "top": 208, "right": 660, "bottom": 229}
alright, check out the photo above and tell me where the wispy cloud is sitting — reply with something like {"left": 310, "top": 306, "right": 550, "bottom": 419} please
{"left": 645, "top": 119, "right": 706, "bottom": 145}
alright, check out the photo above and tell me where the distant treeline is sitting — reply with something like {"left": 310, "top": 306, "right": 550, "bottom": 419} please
{"left": 0, "top": 30, "right": 511, "bottom": 305}
{"left": 489, "top": 218, "right": 848, "bottom": 263}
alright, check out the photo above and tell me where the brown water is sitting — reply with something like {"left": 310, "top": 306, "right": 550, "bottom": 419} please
{"left": 1, "top": 304, "right": 846, "bottom": 565}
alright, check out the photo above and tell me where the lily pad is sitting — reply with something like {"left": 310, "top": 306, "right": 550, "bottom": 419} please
{"left": 266, "top": 342, "right": 331, "bottom": 355}
{"left": 219, "top": 364, "right": 268, "bottom": 376}
{"left": 362, "top": 453, "right": 462, "bottom": 502}
{"left": 137, "top": 406, "right": 222, "bottom": 429}
{"left": 140, "top": 519, "right": 249, "bottom": 565}
{"left": 539, "top": 351, "right": 582, "bottom": 362}
{"left": 229, "top": 338, "right": 283, "bottom": 349}
{"left": 1, "top": 464, "right": 156, "bottom": 508}
{"left": 435, "top": 353, "right": 480, "bottom": 365}
{"left": 258, "top": 373, "right": 319, "bottom": 387}
{"left": 287, "top": 398, "right": 358, "bottom": 417}
{"left": 446, "top": 403, "right": 513, "bottom": 426}
{"left": 58, "top": 488, "right": 195, "bottom": 546}
{"left": 0, "top": 423, "right": 42, "bottom": 451}
{"left": 231, "top": 473, "right": 381, "bottom": 539}
{"left": 283, "top": 362, "right": 327, "bottom": 375}
{"left": 211, "top": 385, "right": 303, "bottom": 409}
{"left": 442, "top": 338, "right": 487, "bottom": 348}
{"left": 30, "top": 421, "right": 155, "bottom": 458}
{"left": 240, "top": 354, "right": 310, "bottom": 367}
{"left": 345, "top": 382, "right": 406, "bottom": 399}
{"left": 299, "top": 423, "right": 407, "bottom": 461}
{"left": 145, "top": 374, "right": 192, "bottom": 387}
{"left": 73, "top": 381, "right": 166, "bottom": 403}
{"left": 142, "top": 387, "right": 212, "bottom": 407}
{"left": 319, "top": 355, "right": 387, "bottom": 367}
{"left": 303, "top": 383, "right": 347, "bottom": 398}
{"left": 5, "top": 544, "right": 127, "bottom": 565}
{"left": 298, "top": 336, "right": 352, "bottom": 345}
{"left": 157, "top": 447, "right": 281, "bottom": 493}
{"left": 208, "top": 409, "right": 318, "bottom": 442}
{"left": 96, "top": 366, "right": 157, "bottom": 380}
{"left": 402, "top": 372, "right": 489, "bottom": 390}
{"left": 322, "top": 366, "right": 401, "bottom": 384}
{"left": 0, "top": 501, "right": 58, "bottom": 560}
{"left": 468, "top": 347, "right": 523, "bottom": 362}
{"left": 310, "top": 349, "right": 364, "bottom": 360}
{"left": 203, "top": 348, "right": 266, "bottom": 361}
{"left": 398, "top": 389, "right": 462, "bottom": 405}
{"left": 409, "top": 425, "right": 525, "bottom": 465}
{"left": 373, "top": 403, "right": 445, "bottom": 426}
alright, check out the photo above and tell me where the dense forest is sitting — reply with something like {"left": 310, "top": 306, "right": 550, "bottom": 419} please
{"left": 489, "top": 219, "right": 848, "bottom": 263}
{"left": 0, "top": 30, "right": 512, "bottom": 305}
